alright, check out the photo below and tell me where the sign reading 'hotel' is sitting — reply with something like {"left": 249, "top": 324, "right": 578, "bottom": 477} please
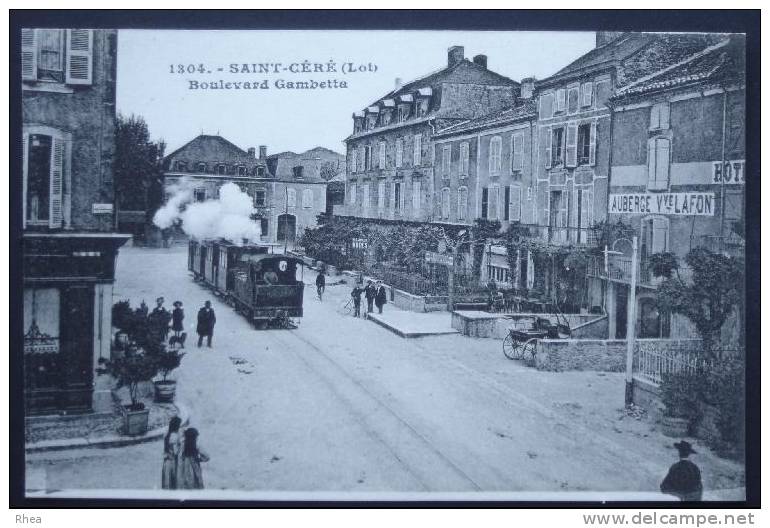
{"left": 609, "top": 192, "right": 716, "bottom": 216}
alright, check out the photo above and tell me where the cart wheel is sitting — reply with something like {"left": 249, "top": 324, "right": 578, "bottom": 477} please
{"left": 503, "top": 334, "right": 522, "bottom": 360}
{"left": 522, "top": 338, "right": 539, "bottom": 362}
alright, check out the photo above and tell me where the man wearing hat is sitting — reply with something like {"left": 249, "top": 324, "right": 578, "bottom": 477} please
{"left": 149, "top": 296, "right": 171, "bottom": 343}
{"left": 660, "top": 440, "right": 703, "bottom": 501}
{"left": 171, "top": 301, "right": 186, "bottom": 348}
{"left": 374, "top": 281, "right": 387, "bottom": 314}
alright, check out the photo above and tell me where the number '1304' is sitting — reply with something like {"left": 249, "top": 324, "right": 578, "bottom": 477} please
{"left": 170, "top": 64, "right": 208, "bottom": 74}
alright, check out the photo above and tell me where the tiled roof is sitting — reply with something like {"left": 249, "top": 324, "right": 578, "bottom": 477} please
{"left": 615, "top": 35, "right": 745, "bottom": 97}
{"left": 547, "top": 33, "right": 654, "bottom": 81}
{"left": 434, "top": 99, "right": 537, "bottom": 137}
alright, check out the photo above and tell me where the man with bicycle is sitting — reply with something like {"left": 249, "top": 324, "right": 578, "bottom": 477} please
{"left": 315, "top": 269, "right": 326, "bottom": 301}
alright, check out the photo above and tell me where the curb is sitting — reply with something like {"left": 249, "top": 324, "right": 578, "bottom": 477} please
{"left": 367, "top": 314, "right": 460, "bottom": 339}
{"left": 25, "top": 401, "right": 191, "bottom": 454}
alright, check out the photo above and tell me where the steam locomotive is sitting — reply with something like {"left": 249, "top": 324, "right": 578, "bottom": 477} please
{"left": 188, "top": 239, "right": 305, "bottom": 328}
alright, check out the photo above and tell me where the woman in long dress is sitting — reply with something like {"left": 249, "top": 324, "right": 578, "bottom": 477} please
{"left": 161, "top": 416, "right": 182, "bottom": 489}
{"left": 179, "top": 427, "right": 209, "bottom": 489}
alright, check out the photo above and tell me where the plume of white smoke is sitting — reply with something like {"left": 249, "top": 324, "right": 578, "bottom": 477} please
{"left": 153, "top": 179, "right": 261, "bottom": 245}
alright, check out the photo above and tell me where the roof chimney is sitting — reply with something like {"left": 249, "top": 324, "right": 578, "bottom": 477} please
{"left": 247, "top": 147, "right": 256, "bottom": 158}
{"left": 596, "top": 31, "right": 625, "bottom": 48}
{"left": 520, "top": 77, "right": 536, "bottom": 99}
{"left": 472, "top": 54, "right": 487, "bottom": 69}
{"left": 394, "top": 77, "right": 402, "bottom": 89}
{"left": 259, "top": 145, "right": 267, "bottom": 159}
{"left": 447, "top": 45, "right": 464, "bottom": 67}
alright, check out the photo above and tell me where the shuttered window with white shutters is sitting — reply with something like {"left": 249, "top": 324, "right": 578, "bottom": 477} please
{"left": 23, "top": 128, "right": 70, "bottom": 229}
{"left": 511, "top": 133, "right": 523, "bottom": 173}
{"left": 458, "top": 187, "right": 468, "bottom": 221}
{"left": 22, "top": 29, "right": 94, "bottom": 86}
{"left": 489, "top": 136, "right": 502, "bottom": 175}
{"left": 647, "top": 137, "right": 671, "bottom": 191}
{"left": 413, "top": 135, "right": 422, "bottom": 166}
{"left": 65, "top": 29, "right": 94, "bottom": 85}
{"left": 412, "top": 180, "right": 421, "bottom": 214}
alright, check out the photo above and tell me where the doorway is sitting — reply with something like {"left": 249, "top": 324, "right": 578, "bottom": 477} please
{"left": 277, "top": 214, "right": 297, "bottom": 243}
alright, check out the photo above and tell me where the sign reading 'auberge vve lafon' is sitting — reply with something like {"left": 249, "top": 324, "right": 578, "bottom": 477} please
{"left": 609, "top": 192, "right": 715, "bottom": 216}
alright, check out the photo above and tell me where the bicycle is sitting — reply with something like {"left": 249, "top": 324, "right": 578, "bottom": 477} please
{"left": 336, "top": 298, "right": 354, "bottom": 316}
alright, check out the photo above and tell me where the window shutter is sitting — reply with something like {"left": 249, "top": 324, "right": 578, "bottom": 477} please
{"left": 659, "top": 103, "right": 670, "bottom": 130}
{"left": 350, "top": 150, "right": 356, "bottom": 173}
{"left": 512, "top": 185, "right": 521, "bottom": 221}
{"left": 589, "top": 121, "right": 597, "bottom": 166}
{"left": 512, "top": 134, "right": 523, "bottom": 172}
{"left": 646, "top": 138, "right": 657, "bottom": 188}
{"left": 651, "top": 217, "right": 669, "bottom": 253}
{"left": 65, "top": 29, "right": 93, "bottom": 85}
{"left": 545, "top": 127, "right": 552, "bottom": 169}
{"left": 350, "top": 183, "right": 356, "bottom": 205}
{"left": 379, "top": 143, "right": 386, "bottom": 168}
{"left": 481, "top": 187, "right": 489, "bottom": 219}
{"left": 49, "top": 137, "right": 65, "bottom": 228}
{"left": 566, "top": 123, "right": 578, "bottom": 167}
{"left": 582, "top": 187, "right": 593, "bottom": 229}
{"left": 361, "top": 185, "right": 368, "bottom": 210}
{"left": 413, "top": 135, "right": 421, "bottom": 166}
{"left": 504, "top": 186, "right": 510, "bottom": 221}
{"left": 526, "top": 251, "right": 535, "bottom": 290}
{"left": 391, "top": 182, "right": 396, "bottom": 211}
{"left": 582, "top": 82, "right": 593, "bottom": 107}
{"left": 649, "top": 105, "right": 660, "bottom": 130}
{"left": 412, "top": 180, "right": 421, "bottom": 213}
{"left": 400, "top": 183, "right": 406, "bottom": 212}
{"left": 21, "top": 29, "right": 38, "bottom": 81}
{"left": 571, "top": 189, "right": 580, "bottom": 232}
{"left": 378, "top": 182, "right": 385, "bottom": 209}
{"left": 655, "top": 139, "right": 670, "bottom": 188}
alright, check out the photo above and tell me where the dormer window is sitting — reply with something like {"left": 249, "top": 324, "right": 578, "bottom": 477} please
{"left": 293, "top": 166, "right": 304, "bottom": 179}
{"left": 398, "top": 104, "right": 410, "bottom": 123}
{"left": 238, "top": 165, "right": 246, "bottom": 176}
{"left": 381, "top": 109, "right": 392, "bottom": 126}
{"left": 416, "top": 98, "right": 430, "bottom": 117}
{"left": 257, "top": 166, "right": 266, "bottom": 177}
{"left": 215, "top": 164, "right": 227, "bottom": 175}
{"left": 197, "top": 162, "right": 207, "bottom": 173}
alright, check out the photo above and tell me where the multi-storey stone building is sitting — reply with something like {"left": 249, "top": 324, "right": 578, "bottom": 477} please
{"left": 597, "top": 34, "right": 745, "bottom": 340}
{"left": 340, "top": 46, "right": 519, "bottom": 223}
{"left": 22, "top": 28, "right": 129, "bottom": 414}
{"left": 163, "top": 136, "right": 328, "bottom": 244}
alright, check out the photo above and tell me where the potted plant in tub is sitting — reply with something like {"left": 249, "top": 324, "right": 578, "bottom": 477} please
{"left": 98, "top": 348, "right": 158, "bottom": 436}
{"left": 153, "top": 346, "right": 185, "bottom": 403}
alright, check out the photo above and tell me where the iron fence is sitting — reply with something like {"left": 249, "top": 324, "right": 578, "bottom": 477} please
{"left": 633, "top": 340, "right": 743, "bottom": 385}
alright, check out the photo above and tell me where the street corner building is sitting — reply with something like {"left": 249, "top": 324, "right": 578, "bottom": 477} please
{"left": 162, "top": 136, "right": 336, "bottom": 244}
{"left": 21, "top": 28, "right": 130, "bottom": 414}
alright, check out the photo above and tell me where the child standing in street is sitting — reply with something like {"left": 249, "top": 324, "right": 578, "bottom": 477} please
{"left": 161, "top": 416, "right": 182, "bottom": 489}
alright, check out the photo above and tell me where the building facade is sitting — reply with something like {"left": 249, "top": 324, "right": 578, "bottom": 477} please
{"left": 163, "top": 137, "right": 328, "bottom": 244}
{"left": 22, "top": 28, "right": 129, "bottom": 414}
{"left": 340, "top": 46, "right": 519, "bottom": 223}
{"left": 598, "top": 35, "right": 745, "bottom": 340}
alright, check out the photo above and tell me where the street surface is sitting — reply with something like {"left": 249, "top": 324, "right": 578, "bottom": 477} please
{"left": 26, "top": 246, "right": 745, "bottom": 497}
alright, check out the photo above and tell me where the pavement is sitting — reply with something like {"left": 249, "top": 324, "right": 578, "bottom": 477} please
{"left": 24, "top": 246, "right": 746, "bottom": 498}
{"left": 366, "top": 309, "right": 458, "bottom": 338}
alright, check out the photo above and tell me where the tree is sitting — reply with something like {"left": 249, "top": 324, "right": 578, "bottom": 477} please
{"left": 653, "top": 247, "right": 744, "bottom": 357}
{"left": 319, "top": 159, "right": 342, "bottom": 181}
{"left": 114, "top": 114, "right": 166, "bottom": 226}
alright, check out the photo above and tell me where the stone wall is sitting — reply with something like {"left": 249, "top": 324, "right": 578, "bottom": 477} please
{"left": 452, "top": 311, "right": 604, "bottom": 339}
{"left": 534, "top": 339, "right": 627, "bottom": 372}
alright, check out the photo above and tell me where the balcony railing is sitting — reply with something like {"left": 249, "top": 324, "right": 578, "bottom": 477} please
{"left": 513, "top": 224, "right": 601, "bottom": 247}
{"left": 586, "top": 255, "right": 654, "bottom": 285}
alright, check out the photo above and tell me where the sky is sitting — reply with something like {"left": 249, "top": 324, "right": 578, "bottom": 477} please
{"left": 116, "top": 30, "right": 595, "bottom": 156}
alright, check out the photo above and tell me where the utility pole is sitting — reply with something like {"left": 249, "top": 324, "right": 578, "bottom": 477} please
{"left": 283, "top": 186, "right": 289, "bottom": 254}
{"left": 448, "top": 244, "right": 458, "bottom": 312}
{"left": 624, "top": 236, "right": 638, "bottom": 406}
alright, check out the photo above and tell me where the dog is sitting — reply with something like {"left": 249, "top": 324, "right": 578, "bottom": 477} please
{"left": 168, "top": 332, "right": 187, "bottom": 349}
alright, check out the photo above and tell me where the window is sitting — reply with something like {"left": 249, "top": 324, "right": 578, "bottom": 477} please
{"left": 286, "top": 188, "right": 296, "bottom": 207}
{"left": 362, "top": 184, "right": 369, "bottom": 211}
{"left": 364, "top": 146, "right": 373, "bottom": 170}
{"left": 293, "top": 166, "right": 304, "bottom": 179}
{"left": 378, "top": 182, "right": 385, "bottom": 209}
{"left": 442, "top": 145, "right": 451, "bottom": 177}
{"left": 489, "top": 136, "right": 502, "bottom": 175}
{"left": 647, "top": 137, "right": 671, "bottom": 191}
{"left": 378, "top": 142, "right": 386, "bottom": 169}
{"left": 441, "top": 187, "right": 451, "bottom": 219}
{"left": 458, "top": 187, "right": 468, "bottom": 221}
{"left": 489, "top": 186, "right": 500, "bottom": 220}
{"left": 302, "top": 188, "right": 313, "bottom": 208}
{"left": 194, "top": 188, "right": 206, "bottom": 202}
{"left": 510, "top": 134, "right": 523, "bottom": 173}
{"left": 575, "top": 124, "right": 591, "bottom": 166}
{"left": 641, "top": 216, "right": 669, "bottom": 257}
{"left": 567, "top": 86, "right": 580, "bottom": 114}
{"left": 398, "top": 105, "right": 410, "bottom": 122}
{"left": 216, "top": 164, "right": 227, "bottom": 175}
{"left": 539, "top": 92, "right": 555, "bottom": 120}
{"left": 481, "top": 187, "right": 489, "bottom": 219}
{"left": 381, "top": 110, "right": 392, "bottom": 126}
{"left": 581, "top": 82, "right": 593, "bottom": 107}
{"left": 350, "top": 149, "right": 357, "bottom": 173}
{"left": 412, "top": 180, "right": 421, "bottom": 214}
{"left": 22, "top": 29, "right": 93, "bottom": 85}
{"left": 257, "top": 166, "right": 266, "bottom": 177}
{"left": 549, "top": 190, "right": 568, "bottom": 243}
{"left": 395, "top": 139, "right": 403, "bottom": 168}
{"left": 259, "top": 218, "right": 268, "bottom": 238}
{"left": 487, "top": 265, "right": 510, "bottom": 285}
{"left": 254, "top": 189, "right": 266, "bottom": 207}
{"left": 197, "top": 162, "right": 206, "bottom": 173}
{"left": 574, "top": 187, "right": 594, "bottom": 243}
{"left": 507, "top": 184, "right": 522, "bottom": 222}
{"left": 417, "top": 98, "right": 429, "bottom": 117}
{"left": 393, "top": 182, "right": 402, "bottom": 212}
{"left": 238, "top": 165, "right": 246, "bottom": 176}
{"left": 555, "top": 88, "right": 567, "bottom": 112}
{"left": 549, "top": 127, "right": 565, "bottom": 167}
{"left": 413, "top": 134, "right": 422, "bottom": 166}
{"left": 649, "top": 102, "right": 671, "bottom": 131}
{"left": 25, "top": 134, "right": 53, "bottom": 224}
{"left": 349, "top": 183, "right": 356, "bottom": 205}
{"left": 459, "top": 142, "right": 470, "bottom": 177}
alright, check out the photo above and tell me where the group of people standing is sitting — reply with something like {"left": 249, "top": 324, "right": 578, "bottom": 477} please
{"left": 350, "top": 280, "right": 387, "bottom": 317}
{"left": 149, "top": 297, "right": 217, "bottom": 349}
{"left": 161, "top": 417, "right": 210, "bottom": 490}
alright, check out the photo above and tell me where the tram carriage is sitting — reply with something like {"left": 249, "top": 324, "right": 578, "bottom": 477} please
{"left": 188, "top": 239, "right": 305, "bottom": 327}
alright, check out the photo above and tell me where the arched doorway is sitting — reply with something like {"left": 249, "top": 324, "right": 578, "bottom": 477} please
{"left": 277, "top": 214, "right": 296, "bottom": 243}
